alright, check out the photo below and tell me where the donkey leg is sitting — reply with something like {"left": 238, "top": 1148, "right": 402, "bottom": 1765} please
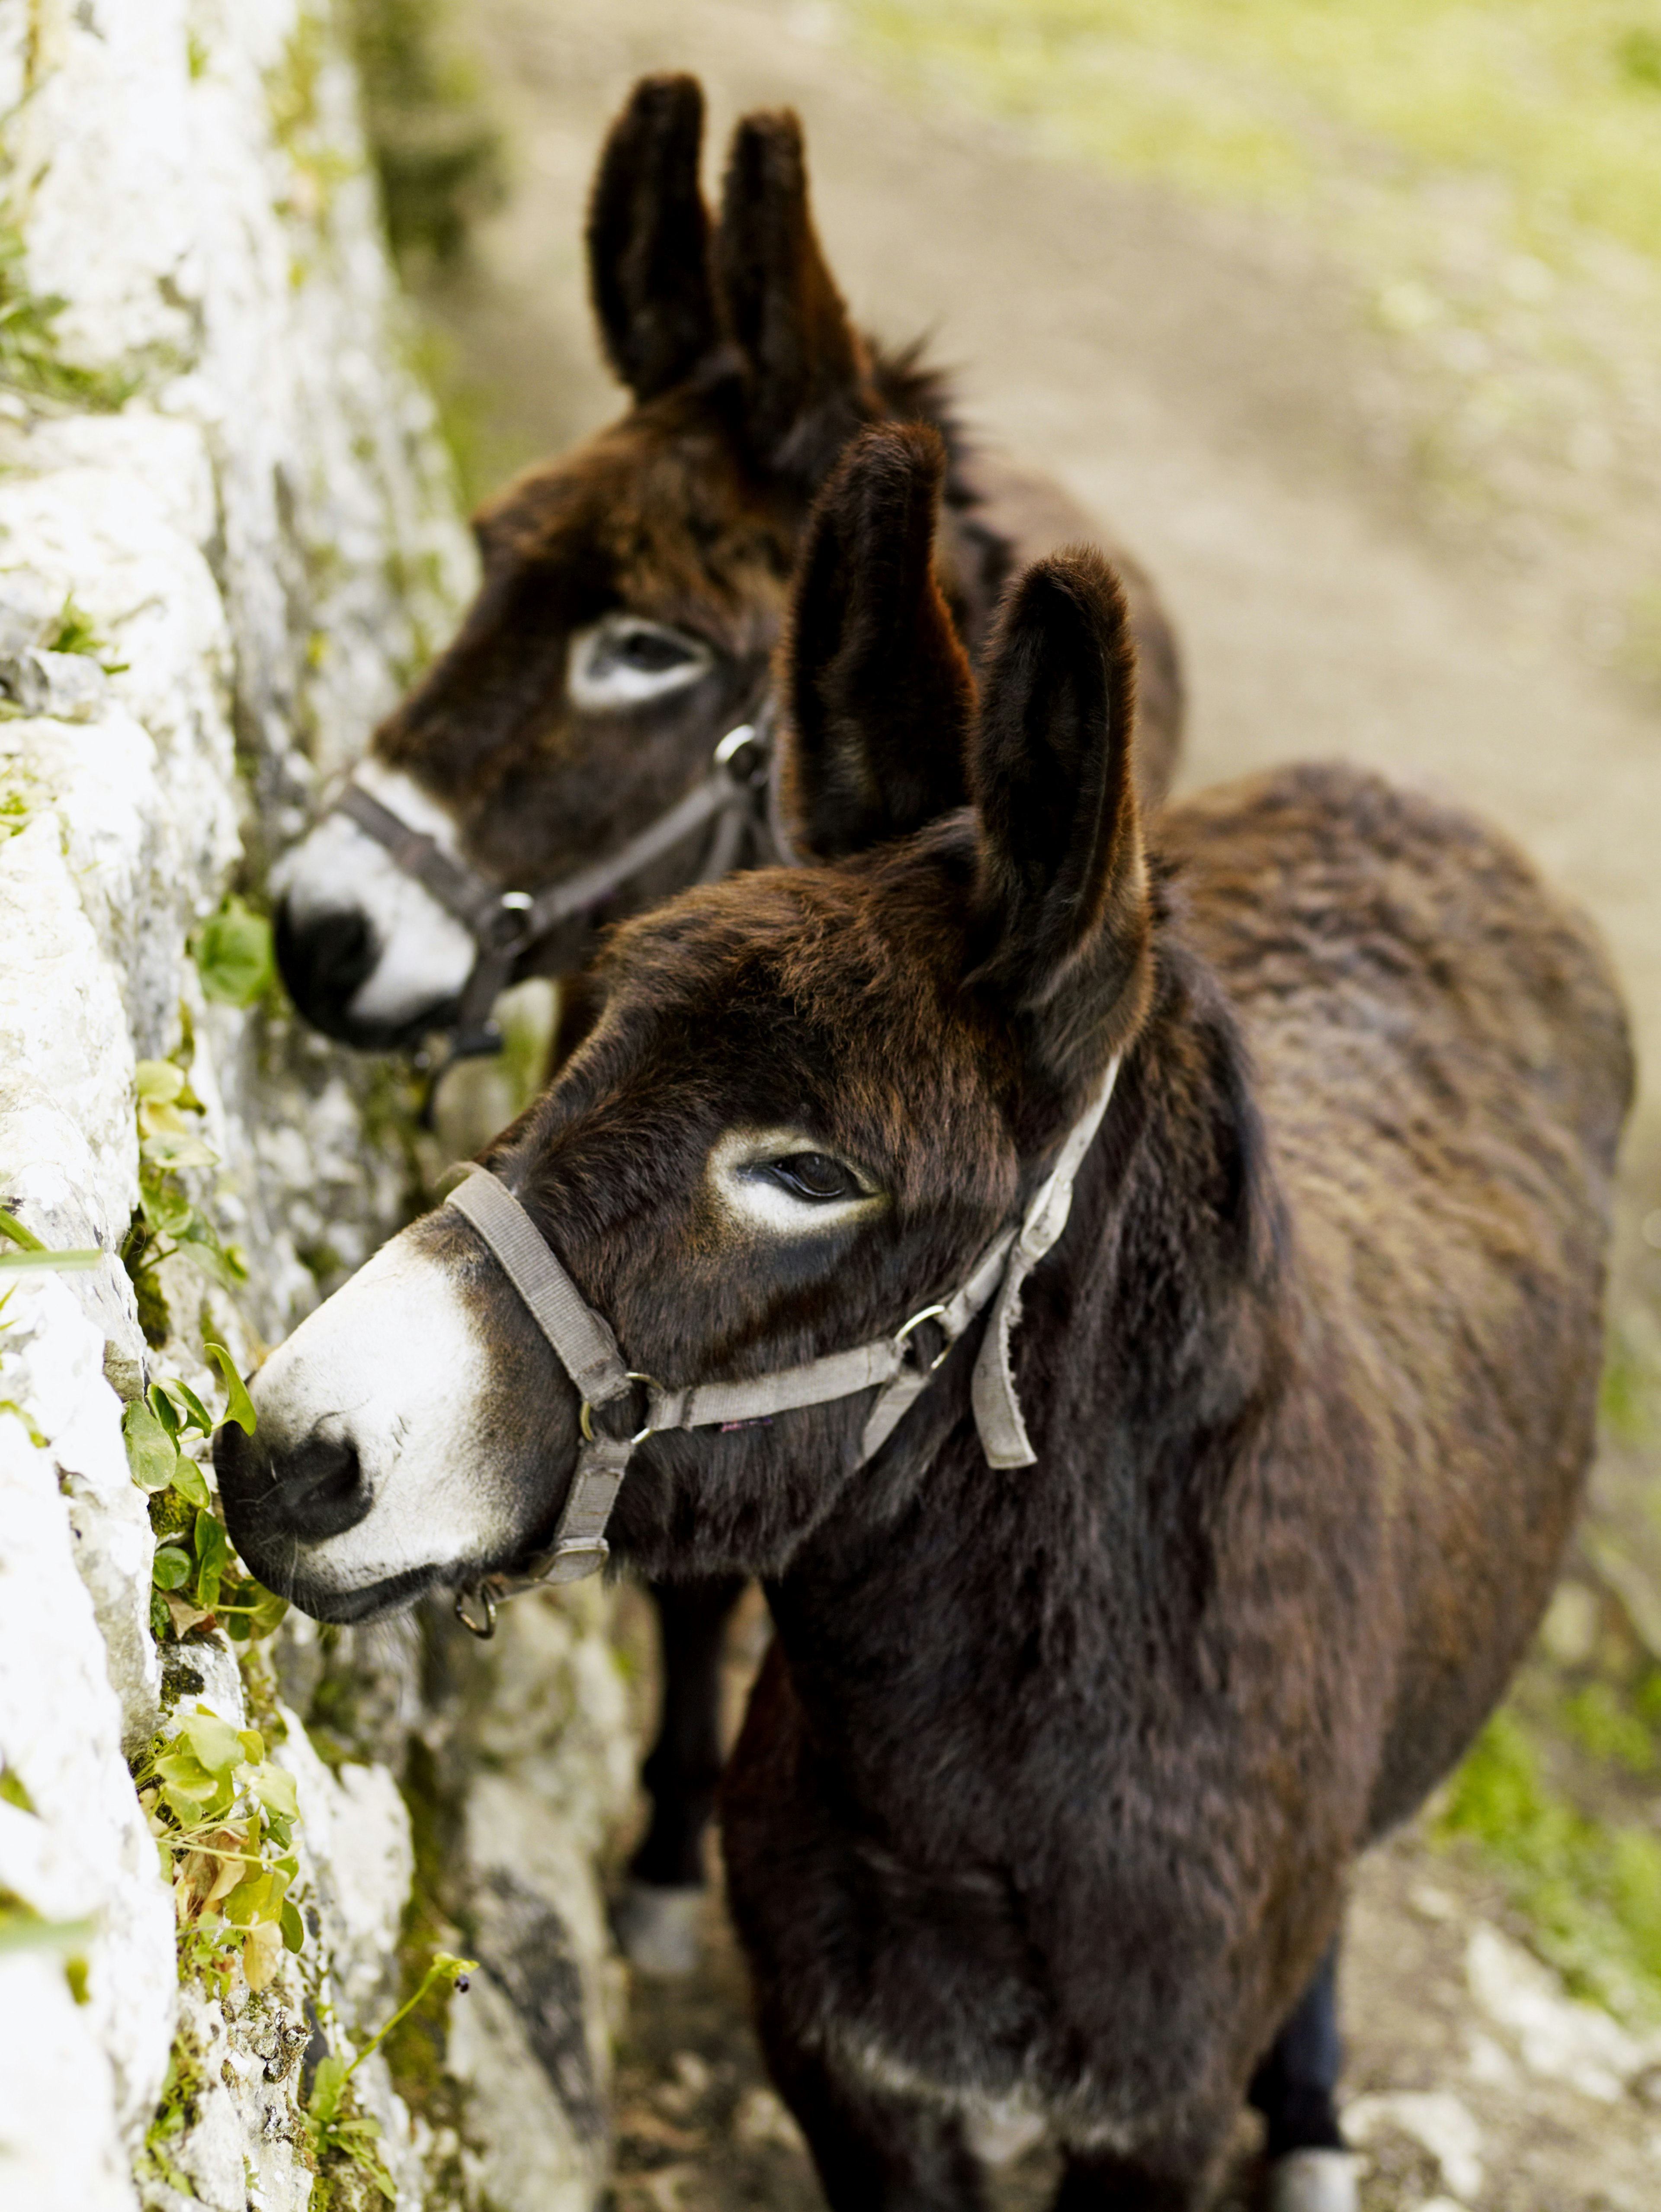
{"left": 614, "top": 1572, "right": 748, "bottom": 1975}
{"left": 1247, "top": 1942, "right": 1358, "bottom": 2212}
{"left": 756, "top": 2003, "right": 987, "bottom": 2212}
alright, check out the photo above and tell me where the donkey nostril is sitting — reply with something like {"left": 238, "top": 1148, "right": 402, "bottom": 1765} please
{"left": 274, "top": 898, "right": 378, "bottom": 1038}
{"left": 268, "top": 1435, "right": 372, "bottom": 1543}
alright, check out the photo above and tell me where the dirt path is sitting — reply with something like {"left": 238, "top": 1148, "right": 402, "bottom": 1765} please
{"left": 421, "top": 3, "right": 1661, "bottom": 2204}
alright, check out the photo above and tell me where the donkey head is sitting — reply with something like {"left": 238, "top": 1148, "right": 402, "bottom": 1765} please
{"left": 275, "top": 76, "right": 981, "bottom": 1051}
{"left": 221, "top": 424, "right": 1152, "bottom": 1622}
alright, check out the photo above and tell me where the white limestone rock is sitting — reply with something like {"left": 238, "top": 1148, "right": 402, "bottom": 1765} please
{"left": 0, "top": 1421, "right": 176, "bottom": 2157}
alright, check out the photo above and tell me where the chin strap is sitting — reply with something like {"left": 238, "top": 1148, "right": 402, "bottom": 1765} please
{"left": 443, "top": 1052, "right": 1120, "bottom": 1635}
{"left": 333, "top": 707, "right": 779, "bottom": 1083}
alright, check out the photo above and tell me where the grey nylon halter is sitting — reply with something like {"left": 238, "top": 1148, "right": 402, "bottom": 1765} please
{"left": 443, "top": 1052, "right": 1120, "bottom": 1637}
{"left": 333, "top": 706, "right": 781, "bottom": 1071}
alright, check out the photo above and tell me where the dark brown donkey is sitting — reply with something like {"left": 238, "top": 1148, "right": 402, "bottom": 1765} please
{"left": 272, "top": 73, "right": 1185, "bottom": 1971}
{"left": 221, "top": 423, "right": 1630, "bottom": 2210}
{"left": 272, "top": 73, "right": 1182, "bottom": 1061}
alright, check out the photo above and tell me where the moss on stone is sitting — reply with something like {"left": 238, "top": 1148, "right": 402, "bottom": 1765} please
{"left": 0, "top": 209, "right": 136, "bottom": 411}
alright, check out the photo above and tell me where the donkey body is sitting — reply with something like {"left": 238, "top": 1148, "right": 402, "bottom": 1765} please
{"left": 222, "top": 426, "right": 1628, "bottom": 2208}
{"left": 273, "top": 73, "right": 1184, "bottom": 1971}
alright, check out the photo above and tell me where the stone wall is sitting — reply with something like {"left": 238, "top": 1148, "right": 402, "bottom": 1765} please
{"left": 0, "top": 6, "right": 632, "bottom": 2207}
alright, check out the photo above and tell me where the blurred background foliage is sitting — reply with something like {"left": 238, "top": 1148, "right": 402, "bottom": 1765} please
{"left": 849, "top": 0, "right": 1661, "bottom": 263}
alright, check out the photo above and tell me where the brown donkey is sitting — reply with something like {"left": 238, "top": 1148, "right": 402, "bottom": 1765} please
{"left": 272, "top": 73, "right": 1182, "bottom": 1063}
{"left": 272, "top": 71, "right": 1186, "bottom": 1971}
{"left": 222, "top": 425, "right": 1629, "bottom": 2210}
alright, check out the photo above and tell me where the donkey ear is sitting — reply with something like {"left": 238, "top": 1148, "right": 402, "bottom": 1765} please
{"left": 587, "top": 75, "right": 719, "bottom": 401}
{"left": 713, "top": 109, "right": 876, "bottom": 482}
{"left": 779, "top": 424, "right": 974, "bottom": 862}
{"left": 968, "top": 550, "right": 1148, "bottom": 1057}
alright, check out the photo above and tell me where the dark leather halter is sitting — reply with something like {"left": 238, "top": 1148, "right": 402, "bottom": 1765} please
{"left": 442, "top": 1050, "right": 1121, "bottom": 1635}
{"left": 330, "top": 706, "right": 782, "bottom": 1078}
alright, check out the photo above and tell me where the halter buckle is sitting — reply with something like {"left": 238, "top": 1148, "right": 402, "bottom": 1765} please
{"left": 895, "top": 1303, "right": 952, "bottom": 1373}
{"left": 482, "top": 890, "right": 535, "bottom": 952}
{"left": 579, "top": 1372, "right": 661, "bottom": 1448}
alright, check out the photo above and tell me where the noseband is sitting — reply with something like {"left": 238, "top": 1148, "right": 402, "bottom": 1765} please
{"left": 330, "top": 705, "right": 782, "bottom": 1074}
{"left": 441, "top": 1053, "right": 1120, "bottom": 1636}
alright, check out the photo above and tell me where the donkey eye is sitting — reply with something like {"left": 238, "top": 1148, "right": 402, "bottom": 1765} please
{"left": 707, "top": 1128, "right": 885, "bottom": 1234}
{"left": 759, "top": 1153, "right": 865, "bottom": 1203}
{"left": 616, "top": 629, "right": 697, "bottom": 674}
{"left": 567, "top": 613, "right": 714, "bottom": 711}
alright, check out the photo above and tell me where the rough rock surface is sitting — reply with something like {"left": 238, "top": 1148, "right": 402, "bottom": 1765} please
{"left": 0, "top": 5, "right": 633, "bottom": 2207}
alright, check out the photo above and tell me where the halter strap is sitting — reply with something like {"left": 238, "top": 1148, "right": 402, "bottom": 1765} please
{"left": 441, "top": 1052, "right": 1120, "bottom": 1632}
{"left": 333, "top": 708, "right": 779, "bottom": 1071}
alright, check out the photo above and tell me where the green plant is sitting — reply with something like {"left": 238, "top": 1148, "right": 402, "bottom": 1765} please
{"left": 0, "top": 211, "right": 135, "bottom": 410}
{"left": 133, "top": 1705, "right": 304, "bottom": 1991}
{"left": 43, "top": 593, "right": 128, "bottom": 675}
{"left": 120, "top": 1056, "right": 248, "bottom": 1342}
{"left": 1439, "top": 1708, "right": 1661, "bottom": 2023}
{"left": 194, "top": 896, "right": 276, "bottom": 1008}
{"left": 0, "top": 1203, "right": 99, "bottom": 1273}
{"left": 122, "top": 1346, "right": 285, "bottom": 1645}
{"left": 306, "top": 1950, "right": 476, "bottom": 2198}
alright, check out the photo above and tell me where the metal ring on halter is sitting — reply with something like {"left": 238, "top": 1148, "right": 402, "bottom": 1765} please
{"left": 578, "top": 1373, "right": 662, "bottom": 1447}
{"left": 895, "top": 1303, "right": 952, "bottom": 1373}
{"left": 453, "top": 1583, "right": 497, "bottom": 1638}
{"left": 714, "top": 722, "right": 756, "bottom": 765}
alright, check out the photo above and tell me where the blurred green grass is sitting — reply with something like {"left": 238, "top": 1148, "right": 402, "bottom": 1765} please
{"left": 849, "top": 0, "right": 1661, "bottom": 270}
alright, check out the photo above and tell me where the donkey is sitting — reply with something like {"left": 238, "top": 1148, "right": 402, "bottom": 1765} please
{"left": 272, "top": 73, "right": 1183, "bottom": 1064}
{"left": 220, "top": 423, "right": 1631, "bottom": 2210}
{"left": 272, "top": 72, "right": 1186, "bottom": 1970}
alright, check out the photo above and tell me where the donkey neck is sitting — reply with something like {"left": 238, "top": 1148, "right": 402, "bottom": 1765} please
{"left": 766, "top": 918, "right": 1290, "bottom": 1828}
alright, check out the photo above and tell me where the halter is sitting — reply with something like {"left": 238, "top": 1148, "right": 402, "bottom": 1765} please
{"left": 331, "top": 704, "right": 782, "bottom": 1074}
{"left": 442, "top": 1053, "right": 1120, "bottom": 1636}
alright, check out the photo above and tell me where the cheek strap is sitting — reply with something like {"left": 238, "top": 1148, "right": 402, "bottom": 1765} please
{"left": 442, "top": 1052, "right": 1119, "bottom": 1632}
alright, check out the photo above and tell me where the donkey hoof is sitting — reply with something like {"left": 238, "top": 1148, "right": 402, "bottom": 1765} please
{"left": 613, "top": 1879, "right": 705, "bottom": 1977}
{"left": 1266, "top": 2148, "right": 1360, "bottom": 2212}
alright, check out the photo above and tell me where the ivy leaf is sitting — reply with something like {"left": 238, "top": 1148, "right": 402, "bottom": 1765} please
{"left": 308, "top": 2052, "right": 349, "bottom": 2129}
{"left": 205, "top": 1343, "right": 256, "bottom": 1435}
{"left": 138, "top": 1183, "right": 194, "bottom": 1239}
{"left": 149, "top": 1377, "right": 213, "bottom": 1436}
{"left": 242, "top": 1916, "right": 283, "bottom": 1990}
{"left": 222, "top": 1868, "right": 278, "bottom": 1927}
{"left": 249, "top": 1762, "right": 298, "bottom": 1823}
{"left": 196, "top": 898, "right": 274, "bottom": 1008}
{"left": 280, "top": 1898, "right": 305, "bottom": 1954}
{"left": 152, "top": 1546, "right": 192, "bottom": 1592}
{"left": 146, "top": 1383, "right": 182, "bottom": 1441}
{"left": 171, "top": 1456, "right": 210, "bottom": 1510}
{"left": 249, "top": 1585, "right": 287, "bottom": 1638}
{"left": 141, "top": 1130, "right": 218, "bottom": 1172}
{"left": 133, "top": 1059, "right": 184, "bottom": 1106}
{"left": 123, "top": 1400, "right": 179, "bottom": 1492}
{"left": 154, "top": 1750, "right": 233, "bottom": 1825}
{"left": 180, "top": 1705, "right": 242, "bottom": 1776}
{"left": 192, "top": 1513, "right": 231, "bottom": 1613}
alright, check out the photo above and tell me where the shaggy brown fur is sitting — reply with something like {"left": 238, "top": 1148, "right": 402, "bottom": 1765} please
{"left": 225, "top": 423, "right": 1631, "bottom": 2206}
{"left": 275, "top": 75, "right": 1182, "bottom": 1048}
